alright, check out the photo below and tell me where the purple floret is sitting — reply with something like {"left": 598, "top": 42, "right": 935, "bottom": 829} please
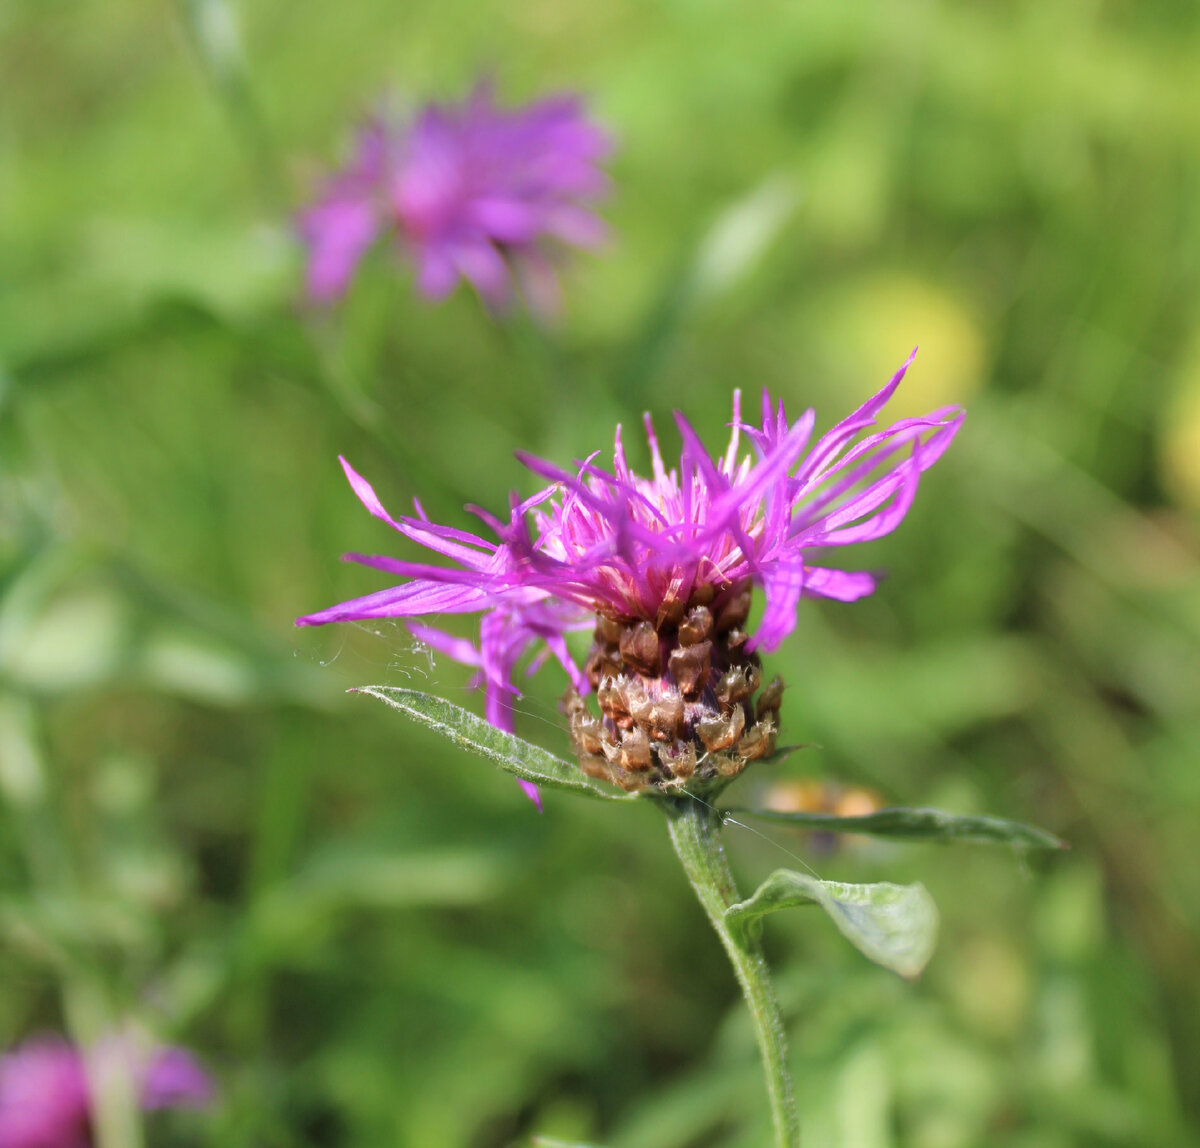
{"left": 298, "top": 351, "right": 964, "bottom": 804}
{"left": 298, "top": 85, "right": 612, "bottom": 311}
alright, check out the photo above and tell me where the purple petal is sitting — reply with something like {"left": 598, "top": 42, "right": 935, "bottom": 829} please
{"left": 470, "top": 197, "right": 541, "bottom": 242}
{"left": 414, "top": 246, "right": 460, "bottom": 300}
{"left": 519, "top": 779, "right": 543, "bottom": 810}
{"left": 750, "top": 553, "right": 806, "bottom": 653}
{"left": 802, "top": 566, "right": 877, "bottom": 601}
{"left": 297, "top": 579, "right": 496, "bottom": 626}
{"left": 339, "top": 456, "right": 403, "bottom": 530}
{"left": 300, "top": 196, "right": 379, "bottom": 302}
{"left": 853, "top": 346, "right": 917, "bottom": 422}
{"left": 452, "top": 242, "right": 512, "bottom": 306}
{"left": 388, "top": 525, "right": 498, "bottom": 570}
{"left": 141, "top": 1047, "right": 213, "bottom": 1110}
{"left": 703, "top": 410, "right": 814, "bottom": 539}
{"left": 340, "top": 553, "right": 508, "bottom": 587}
{"left": 817, "top": 458, "right": 921, "bottom": 547}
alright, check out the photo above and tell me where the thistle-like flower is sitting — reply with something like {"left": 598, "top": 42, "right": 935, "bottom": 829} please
{"left": 298, "top": 84, "right": 612, "bottom": 310}
{"left": 298, "top": 352, "right": 962, "bottom": 801}
{"left": 0, "top": 1037, "right": 211, "bottom": 1148}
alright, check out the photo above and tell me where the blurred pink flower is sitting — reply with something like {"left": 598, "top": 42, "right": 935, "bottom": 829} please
{"left": 299, "top": 85, "right": 612, "bottom": 311}
{"left": 0, "top": 1041, "right": 89, "bottom": 1148}
{"left": 0, "top": 1036, "right": 211, "bottom": 1148}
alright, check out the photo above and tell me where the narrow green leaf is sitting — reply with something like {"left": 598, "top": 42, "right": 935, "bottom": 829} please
{"left": 725, "top": 869, "right": 938, "bottom": 979}
{"left": 732, "top": 805, "right": 1066, "bottom": 851}
{"left": 352, "top": 686, "right": 637, "bottom": 802}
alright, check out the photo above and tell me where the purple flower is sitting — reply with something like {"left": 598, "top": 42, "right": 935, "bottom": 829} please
{"left": 0, "top": 1037, "right": 212, "bottom": 1148}
{"left": 140, "top": 1047, "right": 214, "bottom": 1110}
{"left": 298, "top": 85, "right": 612, "bottom": 310}
{"left": 298, "top": 352, "right": 963, "bottom": 798}
{"left": 0, "top": 1041, "right": 89, "bottom": 1148}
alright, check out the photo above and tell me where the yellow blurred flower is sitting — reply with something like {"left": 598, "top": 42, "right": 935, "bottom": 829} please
{"left": 812, "top": 272, "right": 987, "bottom": 419}
{"left": 1160, "top": 350, "right": 1200, "bottom": 509}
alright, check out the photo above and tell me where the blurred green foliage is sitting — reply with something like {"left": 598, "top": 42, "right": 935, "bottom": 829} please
{"left": 2, "top": 0, "right": 1200, "bottom": 1145}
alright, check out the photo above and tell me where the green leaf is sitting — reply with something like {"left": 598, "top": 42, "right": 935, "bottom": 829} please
{"left": 352, "top": 686, "right": 638, "bottom": 802}
{"left": 731, "top": 805, "right": 1066, "bottom": 851}
{"left": 725, "top": 869, "right": 938, "bottom": 979}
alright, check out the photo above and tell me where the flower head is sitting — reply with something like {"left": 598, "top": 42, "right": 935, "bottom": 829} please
{"left": 0, "top": 1041, "right": 89, "bottom": 1148}
{"left": 0, "top": 1037, "right": 211, "bottom": 1148}
{"left": 299, "top": 85, "right": 612, "bottom": 310}
{"left": 300, "top": 352, "right": 962, "bottom": 795}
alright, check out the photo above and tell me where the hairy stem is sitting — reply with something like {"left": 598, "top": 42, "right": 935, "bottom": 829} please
{"left": 665, "top": 797, "right": 799, "bottom": 1147}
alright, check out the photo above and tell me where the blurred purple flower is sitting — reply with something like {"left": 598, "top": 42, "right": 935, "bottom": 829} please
{"left": 0, "top": 1041, "right": 89, "bottom": 1148}
{"left": 0, "top": 1037, "right": 211, "bottom": 1148}
{"left": 299, "top": 85, "right": 612, "bottom": 311}
{"left": 140, "top": 1046, "right": 214, "bottom": 1110}
{"left": 298, "top": 351, "right": 963, "bottom": 802}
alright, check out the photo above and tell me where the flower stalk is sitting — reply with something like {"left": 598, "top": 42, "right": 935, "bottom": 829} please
{"left": 664, "top": 796, "right": 799, "bottom": 1148}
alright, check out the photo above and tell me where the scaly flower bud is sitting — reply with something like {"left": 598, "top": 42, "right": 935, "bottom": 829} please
{"left": 563, "top": 601, "right": 778, "bottom": 793}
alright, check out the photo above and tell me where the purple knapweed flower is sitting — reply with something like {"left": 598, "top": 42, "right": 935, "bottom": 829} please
{"left": 299, "top": 351, "right": 963, "bottom": 800}
{"left": 0, "top": 1037, "right": 211, "bottom": 1148}
{"left": 298, "top": 84, "right": 612, "bottom": 311}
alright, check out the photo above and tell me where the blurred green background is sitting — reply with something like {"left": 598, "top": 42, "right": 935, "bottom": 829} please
{"left": 3, "top": 1, "right": 1200, "bottom": 1145}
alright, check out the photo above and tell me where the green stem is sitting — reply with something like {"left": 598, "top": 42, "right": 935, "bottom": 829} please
{"left": 64, "top": 980, "right": 144, "bottom": 1148}
{"left": 665, "top": 797, "right": 799, "bottom": 1148}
